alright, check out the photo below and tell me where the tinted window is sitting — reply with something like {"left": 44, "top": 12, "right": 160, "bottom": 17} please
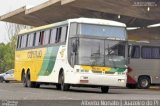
{"left": 21, "top": 34, "right": 27, "bottom": 48}
{"left": 142, "top": 47, "right": 152, "bottom": 59}
{"left": 44, "top": 30, "right": 50, "bottom": 45}
{"left": 78, "top": 23, "right": 126, "bottom": 39}
{"left": 152, "top": 47, "right": 160, "bottom": 59}
{"left": 142, "top": 46, "right": 160, "bottom": 59}
{"left": 55, "top": 27, "right": 62, "bottom": 43}
{"left": 50, "top": 28, "right": 56, "bottom": 44}
{"left": 39, "top": 31, "right": 44, "bottom": 45}
{"left": 131, "top": 45, "right": 140, "bottom": 58}
{"left": 27, "top": 33, "right": 34, "bottom": 47}
{"left": 70, "top": 23, "right": 77, "bottom": 37}
{"left": 33, "top": 33, "right": 36, "bottom": 46}
{"left": 26, "top": 34, "right": 29, "bottom": 47}
{"left": 60, "top": 26, "right": 68, "bottom": 42}
{"left": 35, "top": 32, "right": 40, "bottom": 46}
{"left": 17, "top": 36, "right": 22, "bottom": 48}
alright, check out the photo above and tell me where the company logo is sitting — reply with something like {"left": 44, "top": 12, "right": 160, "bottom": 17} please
{"left": 27, "top": 50, "right": 42, "bottom": 58}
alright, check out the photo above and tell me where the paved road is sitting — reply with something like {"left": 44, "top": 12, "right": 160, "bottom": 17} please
{"left": 0, "top": 83, "right": 160, "bottom": 100}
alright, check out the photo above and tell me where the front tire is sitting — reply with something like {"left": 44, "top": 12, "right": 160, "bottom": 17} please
{"left": 138, "top": 76, "right": 150, "bottom": 89}
{"left": 60, "top": 72, "right": 70, "bottom": 91}
{"left": 101, "top": 86, "right": 109, "bottom": 93}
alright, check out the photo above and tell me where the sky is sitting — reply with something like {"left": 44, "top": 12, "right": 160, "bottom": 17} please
{"left": 0, "top": 0, "right": 48, "bottom": 43}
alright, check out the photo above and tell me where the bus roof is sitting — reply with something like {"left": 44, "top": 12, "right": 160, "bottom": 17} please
{"left": 129, "top": 40, "right": 160, "bottom": 46}
{"left": 68, "top": 18, "right": 126, "bottom": 27}
{"left": 18, "top": 17, "right": 126, "bottom": 35}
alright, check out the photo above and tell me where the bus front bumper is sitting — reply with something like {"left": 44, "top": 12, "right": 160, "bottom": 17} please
{"left": 65, "top": 73, "right": 127, "bottom": 87}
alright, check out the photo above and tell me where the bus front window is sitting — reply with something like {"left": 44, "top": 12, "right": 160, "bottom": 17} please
{"left": 68, "top": 23, "right": 127, "bottom": 68}
{"left": 78, "top": 23, "right": 126, "bottom": 40}
{"left": 78, "top": 38, "right": 127, "bottom": 68}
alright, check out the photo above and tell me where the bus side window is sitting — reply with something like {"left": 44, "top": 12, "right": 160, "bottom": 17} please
{"left": 131, "top": 45, "right": 140, "bottom": 58}
{"left": 141, "top": 46, "right": 160, "bottom": 59}
{"left": 27, "top": 33, "right": 34, "bottom": 47}
{"left": 33, "top": 32, "right": 36, "bottom": 46}
{"left": 21, "top": 34, "right": 27, "bottom": 48}
{"left": 70, "top": 23, "right": 77, "bottom": 37}
{"left": 50, "top": 28, "right": 56, "bottom": 44}
{"left": 39, "top": 31, "right": 44, "bottom": 45}
{"left": 60, "top": 26, "right": 68, "bottom": 43}
{"left": 38, "top": 31, "right": 43, "bottom": 46}
{"left": 35, "top": 32, "right": 40, "bottom": 46}
{"left": 26, "top": 34, "right": 29, "bottom": 47}
{"left": 141, "top": 47, "right": 152, "bottom": 59}
{"left": 44, "top": 30, "right": 50, "bottom": 45}
{"left": 151, "top": 47, "right": 160, "bottom": 59}
{"left": 17, "top": 36, "right": 22, "bottom": 49}
{"left": 55, "top": 27, "right": 62, "bottom": 43}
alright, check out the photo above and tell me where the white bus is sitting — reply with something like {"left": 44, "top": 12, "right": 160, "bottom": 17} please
{"left": 15, "top": 18, "right": 128, "bottom": 93}
{"left": 127, "top": 41, "right": 160, "bottom": 89}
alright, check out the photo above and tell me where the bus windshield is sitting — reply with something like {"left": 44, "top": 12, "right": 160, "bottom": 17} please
{"left": 69, "top": 37, "right": 127, "bottom": 68}
{"left": 78, "top": 23, "right": 126, "bottom": 40}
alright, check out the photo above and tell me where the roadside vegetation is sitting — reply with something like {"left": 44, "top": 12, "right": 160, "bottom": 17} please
{"left": 0, "top": 23, "right": 29, "bottom": 73}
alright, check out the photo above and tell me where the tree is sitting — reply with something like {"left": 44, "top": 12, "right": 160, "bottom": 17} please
{"left": 0, "top": 43, "right": 6, "bottom": 73}
{"left": 0, "top": 23, "right": 30, "bottom": 72}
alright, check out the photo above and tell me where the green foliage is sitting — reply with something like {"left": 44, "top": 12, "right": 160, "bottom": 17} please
{"left": 0, "top": 35, "right": 17, "bottom": 73}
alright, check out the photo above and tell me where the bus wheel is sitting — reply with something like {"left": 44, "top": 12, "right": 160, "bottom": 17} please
{"left": 101, "top": 86, "right": 109, "bottom": 93}
{"left": 60, "top": 72, "right": 70, "bottom": 91}
{"left": 22, "top": 72, "right": 27, "bottom": 87}
{"left": 138, "top": 76, "right": 150, "bottom": 89}
{"left": 26, "top": 71, "right": 35, "bottom": 88}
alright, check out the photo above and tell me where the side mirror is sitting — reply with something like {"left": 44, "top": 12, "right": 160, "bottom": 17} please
{"left": 128, "top": 45, "right": 132, "bottom": 64}
{"left": 129, "top": 45, "right": 132, "bottom": 58}
{"left": 71, "top": 38, "right": 79, "bottom": 53}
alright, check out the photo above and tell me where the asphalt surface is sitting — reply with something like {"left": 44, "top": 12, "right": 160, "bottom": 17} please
{"left": 0, "top": 83, "right": 160, "bottom": 100}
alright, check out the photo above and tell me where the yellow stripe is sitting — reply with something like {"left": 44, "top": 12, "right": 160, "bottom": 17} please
{"left": 80, "top": 66, "right": 111, "bottom": 72}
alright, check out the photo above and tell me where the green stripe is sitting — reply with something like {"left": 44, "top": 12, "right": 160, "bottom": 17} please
{"left": 109, "top": 68, "right": 126, "bottom": 72}
{"left": 38, "top": 46, "right": 59, "bottom": 76}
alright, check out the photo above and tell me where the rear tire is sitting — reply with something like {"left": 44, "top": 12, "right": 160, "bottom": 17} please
{"left": 22, "top": 72, "right": 27, "bottom": 87}
{"left": 101, "top": 86, "right": 109, "bottom": 93}
{"left": 60, "top": 72, "right": 70, "bottom": 91}
{"left": 138, "top": 76, "right": 150, "bottom": 89}
{"left": 26, "top": 71, "right": 34, "bottom": 88}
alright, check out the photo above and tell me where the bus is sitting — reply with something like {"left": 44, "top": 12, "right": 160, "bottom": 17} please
{"left": 15, "top": 18, "right": 128, "bottom": 93}
{"left": 127, "top": 41, "right": 160, "bottom": 89}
